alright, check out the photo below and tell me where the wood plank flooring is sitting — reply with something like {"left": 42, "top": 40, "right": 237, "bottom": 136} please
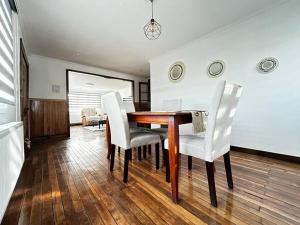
{"left": 2, "top": 126, "right": 300, "bottom": 225}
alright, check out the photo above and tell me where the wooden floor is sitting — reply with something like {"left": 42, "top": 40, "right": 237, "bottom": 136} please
{"left": 2, "top": 126, "right": 300, "bottom": 225}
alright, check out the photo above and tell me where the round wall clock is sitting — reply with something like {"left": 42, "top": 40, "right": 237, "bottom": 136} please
{"left": 207, "top": 60, "right": 225, "bottom": 78}
{"left": 257, "top": 57, "right": 278, "bottom": 73}
{"left": 168, "top": 61, "right": 185, "bottom": 82}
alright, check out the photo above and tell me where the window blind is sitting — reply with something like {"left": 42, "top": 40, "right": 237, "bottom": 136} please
{"left": 0, "top": 0, "right": 14, "bottom": 105}
{"left": 69, "top": 91, "right": 133, "bottom": 112}
{"left": 68, "top": 92, "right": 102, "bottom": 112}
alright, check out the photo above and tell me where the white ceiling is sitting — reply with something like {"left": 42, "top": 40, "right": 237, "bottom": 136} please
{"left": 18, "top": 0, "right": 281, "bottom": 76}
{"left": 68, "top": 71, "right": 132, "bottom": 93}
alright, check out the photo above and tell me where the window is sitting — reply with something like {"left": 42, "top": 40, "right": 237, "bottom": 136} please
{"left": 0, "top": 0, "right": 15, "bottom": 125}
{"left": 0, "top": 0, "right": 18, "bottom": 125}
{"left": 68, "top": 91, "right": 102, "bottom": 112}
{"left": 68, "top": 91, "right": 133, "bottom": 112}
{"left": 0, "top": 0, "right": 14, "bottom": 105}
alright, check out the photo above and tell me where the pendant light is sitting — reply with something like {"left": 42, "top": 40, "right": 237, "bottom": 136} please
{"left": 143, "top": 0, "right": 161, "bottom": 40}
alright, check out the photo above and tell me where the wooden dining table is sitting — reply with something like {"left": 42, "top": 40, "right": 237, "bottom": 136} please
{"left": 105, "top": 111, "right": 192, "bottom": 203}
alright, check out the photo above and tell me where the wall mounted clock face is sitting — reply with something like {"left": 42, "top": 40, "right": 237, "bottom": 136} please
{"left": 207, "top": 60, "right": 225, "bottom": 78}
{"left": 257, "top": 57, "right": 278, "bottom": 73}
{"left": 168, "top": 61, "right": 185, "bottom": 82}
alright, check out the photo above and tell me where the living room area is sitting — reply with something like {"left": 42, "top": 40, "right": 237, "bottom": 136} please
{"left": 67, "top": 70, "right": 135, "bottom": 131}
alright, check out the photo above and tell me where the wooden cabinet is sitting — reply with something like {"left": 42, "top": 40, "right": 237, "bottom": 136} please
{"left": 30, "top": 99, "right": 69, "bottom": 138}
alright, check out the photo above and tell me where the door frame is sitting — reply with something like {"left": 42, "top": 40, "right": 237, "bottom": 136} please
{"left": 65, "top": 69, "right": 135, "bottom": 134}
{"left": 139, "top": 81, "right": 150, "bottom": 103}
{"left": 20, "top": 38, "right": 30, "bottom": 147}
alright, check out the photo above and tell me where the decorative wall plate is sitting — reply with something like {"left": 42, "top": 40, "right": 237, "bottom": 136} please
{"left": 207, "top": 60, "right": 225, "bottom": 78}
{"left": 257, "top": 57, "right": 278, "bottom": 73}
{"left": 168, "top": 61, "right": 185, "bottom": 82}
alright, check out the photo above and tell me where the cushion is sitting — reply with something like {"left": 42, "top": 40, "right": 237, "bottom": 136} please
{"left": 82, "top": 108, "right": 97, "bottom": 117}
{"left": 130, "top": 132, "right": 161, "bottom": 148}
{"left": 87, "top": 115, "right": 101, "bottom": 121}
{"left": 164, "top": 134, "right": 206, "bottom": 160}
{"left": 147, "top": 127, "right": 168, "bottom": 140}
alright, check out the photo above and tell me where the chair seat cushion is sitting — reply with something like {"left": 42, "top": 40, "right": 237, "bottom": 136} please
{"left": 151, "top": 128, "right": 167, "bottom": 132}
{"left": 129, "top": 127, "right": 146, "bottom": 133}
{"left": 164, "top": 134, "right": 206, "bottom": 160}
{"left": 130, "top": 132, "right": 161, "bottom": 148}
{"left": 146, "top": 128, "right": 168, "bottom": 139}
{"left": 87, "top": 115, "right": 101, "bottom": 121}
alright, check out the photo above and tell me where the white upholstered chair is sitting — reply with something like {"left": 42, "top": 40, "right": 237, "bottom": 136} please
{"left": 102, "top": 92, "right": 161, "bottom": 183}
{"left": 162, "top": 99, "right": 182, "bottom": 112}
{"left": 123, "top": 100, "right": 136, "bottom": 113}
{"left": 123, "top": 100, "right": 161, "bottom": 168}
{"left": 165, "top": 81, "right": 243, "bottom": 207}
{"left": 151, "top": 98, "right": 182, "bottom": 140}
{"left": 149, "top": 99, "right": 182, "bottom": 167}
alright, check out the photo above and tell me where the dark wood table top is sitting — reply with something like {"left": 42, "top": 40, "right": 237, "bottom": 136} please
{"left": 127, "top": 111, "right": 194, "bottom": 125}
{"left": 127, "top": 111, "right": 193, "bottom": 116}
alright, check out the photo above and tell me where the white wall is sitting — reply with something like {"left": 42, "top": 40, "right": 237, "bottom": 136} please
{"left": 150, "top": 1, "right": 300, "bottom": 157}
{"left": 28, "top": 54, "right": 148, "bottom": 102}
{"left": 0, "top": 123, "right": 24, "bottom": 222}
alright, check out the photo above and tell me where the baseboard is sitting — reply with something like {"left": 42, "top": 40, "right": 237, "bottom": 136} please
{"left": 31, "top": 134, "right": 69, "bottom": 143}
{"left": 70, "top": 123, "right": 82, "bottom": 126}
{"left": 231, "top": 146, "right": 300, "bottom": 164}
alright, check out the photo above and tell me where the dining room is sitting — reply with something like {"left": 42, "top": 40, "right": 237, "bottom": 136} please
{"left": 1, "top": 0, "right": 300, "bottom": 224}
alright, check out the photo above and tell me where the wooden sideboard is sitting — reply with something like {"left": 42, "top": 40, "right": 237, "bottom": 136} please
{"left": 30, "top": 99, "right": 69, "bottom": 139}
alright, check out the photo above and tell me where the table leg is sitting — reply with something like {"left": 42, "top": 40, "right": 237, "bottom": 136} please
{"left": 106, "top": 118, "right": 112, "bottom": 159}
{"left": 168, "top": 116, "right": 180, "bottom": 203}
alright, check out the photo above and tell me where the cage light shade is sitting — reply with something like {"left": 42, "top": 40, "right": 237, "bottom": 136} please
{"left": 144, "top": 18, "right": 161, "bottom": 40}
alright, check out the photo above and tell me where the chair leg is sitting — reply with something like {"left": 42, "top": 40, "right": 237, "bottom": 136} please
{"left": 110, "top": 146, "right": 116, "bottom": 172}
{"left": 118, "top": 146, "right": 121, "bottom": 154}
{"left": 138, "top": 147, "right": 142, "bottom": 161}
{"left": 188, "top": 156, "right": 192, "bottom": 170}
{"left": 206, "top": 161, "right": 218, "bottom": 207}
{"left": 164, "top": 149, "right": 170, "bottom": 182}
{"left": 155, "top": 143, "right": 160, "bottom": 170}
{"left": 129, "top": 149, "right": 132, "bottom": 161}
{"left": 148, "top": 144, "right": 151, "bottom": 154}
{"left": 162, "top": 140, "right": 165, "bottom": 167}
{"left": 223, "top": 152, "right": 233, "bottom": 189}
{"left": 123, "top": 150, "right": 130, "bottom": 183}
{"left": 143, "top": 146, "right": 147, "bottom": 159}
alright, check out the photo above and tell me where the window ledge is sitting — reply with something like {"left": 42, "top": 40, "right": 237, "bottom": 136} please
{"left": 0, "top": 122, "right": 23, "bottom": 136}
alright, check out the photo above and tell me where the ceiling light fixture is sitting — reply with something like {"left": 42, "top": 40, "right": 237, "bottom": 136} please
{"left": 143, "top": 0, "right": 161, "bottom": 40}
{"left": 86, "top": 83, "right": 94, "bottom": 86}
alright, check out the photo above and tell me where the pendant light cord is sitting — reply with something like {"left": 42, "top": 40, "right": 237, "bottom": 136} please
{"left": 151, "top": 0, "right": 154, "bottom": 19}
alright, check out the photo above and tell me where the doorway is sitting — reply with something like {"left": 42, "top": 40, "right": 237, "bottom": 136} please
{"left": 20, "top": 39, "right": 30, "bottom": 149}
{"left": 139, "top": 80, "right": 150, "bottom": 111}
{"left": 66, "top": 70, "right": 134, "bottom": 130}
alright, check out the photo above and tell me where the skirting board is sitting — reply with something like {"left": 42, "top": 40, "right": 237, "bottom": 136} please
{"left": 31, "top": 134, "right": 69, "bottom": 143}
{"left": 231, "top": 146, "right": 300, "bottom": 164}
{"left": 70, "top": 123, "right": 82, "bottom": 126}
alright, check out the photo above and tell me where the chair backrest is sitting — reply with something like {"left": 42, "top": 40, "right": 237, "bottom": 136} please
{"left": 102, "top": 92, "right": 131, "bottom": 149}
{"left": 123, "top": 100, "right": 136, "bottom": 113}
{"left": 162, "top": 99, "right": 182, "bottom": 111}
{"left": 123, "top": 100, "right": 138, "bottom": 128}
{"left": 204, "top": 81, "right": 243, "bottom": 161}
